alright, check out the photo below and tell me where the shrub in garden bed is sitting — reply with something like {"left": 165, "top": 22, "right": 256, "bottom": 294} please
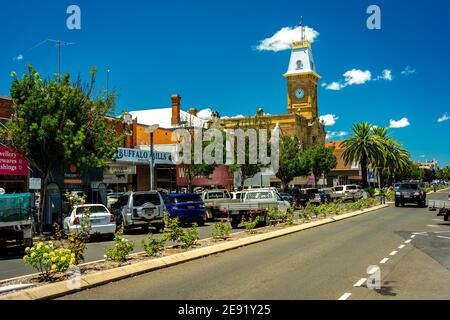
{"left": 105, "top": 230, "right": 134, "bottom": 263}
{"left": 212, "top": 221, "right": 232, "bottom": 240}
{"left": 141, "top": 235, "right": 166, "bottom": 257}
{"left": 164, "top": 216, "right": 199, "bottom": 249}
{"left": 23, "top": 242, "right": 75, "bottom": 282}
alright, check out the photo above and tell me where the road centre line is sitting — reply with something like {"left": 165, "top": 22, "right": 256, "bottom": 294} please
{"left": 380, "top": 258, "right": 389, "bottom": 264}
{"left": 389, "top": 251, "right": 398, "bottom": 256}
{"left": 368, "top": 266, "right": 379, "bottom": 275}
{"left": 405, "top": 239, "right": 412, "bottom": 243}
{"left": 410, "top": 235, "right": 415, "bottom": 238}
{"left": 338, "top": 293, "right": 352, "bottom": 300}
{"left": 437, "top": 235, "right": 450, "bottom": 240}
{"left": 398, "top": 245, "right": 405, "bottom": 249}
{"left": 353, "top": 278, "right": 367, "bottom": 287}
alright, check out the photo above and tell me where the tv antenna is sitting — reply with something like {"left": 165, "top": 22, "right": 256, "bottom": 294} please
{"left": 27, "top": 39, "right": 76, "bottom": 80}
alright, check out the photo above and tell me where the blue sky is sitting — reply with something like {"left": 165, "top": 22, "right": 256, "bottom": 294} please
{"left": 0, "top": 0, "right": 449, "bottom": 165}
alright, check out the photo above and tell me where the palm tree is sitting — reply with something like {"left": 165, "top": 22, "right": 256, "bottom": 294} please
{"left": 341, "top": 122, "right": 384, "bottom": 188}
{"left": 372, "top": 126, "right": 410, "bottom": 185}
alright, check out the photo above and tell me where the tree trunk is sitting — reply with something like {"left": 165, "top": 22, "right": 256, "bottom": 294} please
{"left": 37, "top": 171, "right": 49, "bottom": 236}
{"left": 361, "top": 156, "right": 369, "bottom": 188}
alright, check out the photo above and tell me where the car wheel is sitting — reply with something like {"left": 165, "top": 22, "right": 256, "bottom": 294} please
{"left": 154, "top": 223, "right": 165, "bottom": 233}
{"left": 231, "top": 219, "right": 240, "bottom": 229}
{"left": 197, "top": 216, "right": 206, "bottom": 227}
{"left": 142, "top": 224, "right": 149, "bottom": 233}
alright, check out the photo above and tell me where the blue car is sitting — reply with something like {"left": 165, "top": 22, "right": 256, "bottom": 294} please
{"left": 163, "top": 193, "right": 206, "bottom": 226}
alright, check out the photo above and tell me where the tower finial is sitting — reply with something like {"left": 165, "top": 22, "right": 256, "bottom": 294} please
{"left": 300, "top": 16, "right": 305, "bottom": 41}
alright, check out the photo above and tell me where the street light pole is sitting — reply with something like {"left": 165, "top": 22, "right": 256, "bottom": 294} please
{"left": 145, "top": 124, "right": 159, "bottom": 191}
{"left": 150, "top": 131, "right": 155, "bottom": 191}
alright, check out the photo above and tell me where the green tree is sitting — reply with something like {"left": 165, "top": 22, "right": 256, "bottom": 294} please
{"left": 436, "top": 166, "right": 450, "bottom": 180}
{"left": 0, "top": 66, "right": 123, "bottom": 233}
{"left": 372, "top": 126, "right": 410, "bottom": 185}
{"left": 303, "top": 144, "right": 337, "bottom": 187}
{"left": 276, "top": 136, "right": 311, "bottom": 188}
{"left": 341, "top": 122, "right": 384, "bottom": 188}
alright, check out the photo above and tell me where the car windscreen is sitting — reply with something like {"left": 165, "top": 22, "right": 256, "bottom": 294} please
{"left": 133, "top": 194, "right": 161, "bottom": 206}
{"left": 246, "top": 192, "right": 271, "bottom": 200}
{"left": 398, "top": 184, "right": 419, "bottom": 191}
{"left": 174, "top": 194, "right": 203, "bottom": 203}
{"left": 76, "top": 206, "right": 108, "bottom": 215}
{"left": 334, "top": 187, "right": 344, "bottom": 191}
{"left": 346, "top": 185, "right": 357, "bottom": 190}
{"left": 306, "top": 189, "right": 319, "bottom": 194}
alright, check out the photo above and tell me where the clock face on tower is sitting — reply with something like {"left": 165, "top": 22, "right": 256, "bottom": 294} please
{"left": 295, "top": 88, "right": 305, "bottom": 99}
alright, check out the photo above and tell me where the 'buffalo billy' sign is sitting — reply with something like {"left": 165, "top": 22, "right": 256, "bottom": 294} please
{"left": 112, "top": 148, "right": 173, "bottom": 165}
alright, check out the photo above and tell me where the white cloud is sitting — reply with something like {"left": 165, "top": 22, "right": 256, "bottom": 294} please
{"left": 401, "top": 66, "right": 416, "bottom": 77}
{"left": 437, "top": 113, "right": 450, "bottom": 123}
{"left": 326, "top": 82, "right": 346, "bottom": 91}
{"left": 197, "top": 108, "right": 213, "bottom": 121}
{"left": 324, "top": 68, "right": 394, "bottom": 91}
{"left": 326, "top": 131, "right": 348, "bottom": 140}
{"left": 344, "top": 69, "right": 372, "bottom": 85}
{"left": 319, "top": 114, "right": 339, "bottom": 126}
{"left": 256, "top": 25, "right": 319, "bottom": 52}
{"left": 389, "top": 117, "right": 410, "bottom": 129}
{"left": 221, "top": 114, "right": 245, "bottom": 119}
{"left": 13, "top": 54, "right": 23, "bottom": 61}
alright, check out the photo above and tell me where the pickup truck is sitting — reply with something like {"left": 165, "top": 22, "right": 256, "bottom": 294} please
{"left": 219, "top": 188, "right": 290, "bottom": 229}
{"left": 0, "top": 193, "right": 33, "bottom": 251}
{"left": 201, "top": 189, "right": 238, "bottom": 220}
{"left": 428, "top": 193, "right": 450, "bottom": 222}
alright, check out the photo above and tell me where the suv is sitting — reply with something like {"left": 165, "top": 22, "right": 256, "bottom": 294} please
{"left": 111, "top": 191, "right": 166, "bottom": 232}
{"left": 163, "top": 193, "right": 206, "bottom": 226}
{"left": 395, "top": 183, "right": 426, "bottom": 208}
{"left": 332, "top": 185, "right": 363, "bottom": 201}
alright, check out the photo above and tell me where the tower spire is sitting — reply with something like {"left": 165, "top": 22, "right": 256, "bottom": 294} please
{"left": 300, "top": 16, "right": 305, "bottom": 41}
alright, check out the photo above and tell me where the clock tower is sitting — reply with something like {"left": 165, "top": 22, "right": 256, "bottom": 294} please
{"left": 284, "top": 21, "right": 320, "bottom": 120}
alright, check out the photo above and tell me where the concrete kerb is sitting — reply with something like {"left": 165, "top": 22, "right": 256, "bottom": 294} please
{"left": 0, "top": 204, "right": 388, "bottom": 300}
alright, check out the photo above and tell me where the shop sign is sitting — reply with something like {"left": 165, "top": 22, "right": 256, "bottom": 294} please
{"left": 112, "top": 148, "right": 173, "bottom": 165}
{"left": 0, "top": 146, "right": 28, "bottom": 176}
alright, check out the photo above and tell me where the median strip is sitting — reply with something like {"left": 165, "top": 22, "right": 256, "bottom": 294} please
{"left": 0, "top": 204, "right": 388, "bottom": 300}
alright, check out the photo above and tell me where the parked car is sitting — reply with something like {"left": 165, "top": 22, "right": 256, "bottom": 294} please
{"left": 395, "top": 183, "right": 426, "bottom": 207}
{"left": 201, "top": 189, "right": 236, "bottom": 220}
{"left": 393, "top": 183, "right": 401, "bottom": 191}
{"left": 331, "top": 185, "right": 363, "bottom": 201}
{"left": 310, "top": 190, "right": 332, "bottom": 204}
{"left": 220, "top": 188, "right": 290, "bottom": 228}
{"left": 107, "top": 192, "right": 123, "bottom": 210}
{"left": 63, "top": 204, "right": 116, "bottom": 239}
{"left": 163, "top": 193, "right": 206, "bottom": 226}
{"left": 279, "top": 192, "right": 294, "bottom": 206}
{"left": 111, "top": 191, "right": 166, "bottom": 232}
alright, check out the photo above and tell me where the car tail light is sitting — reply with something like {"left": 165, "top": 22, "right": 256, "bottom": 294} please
{"left": 73, "top": 217, "right": 80, "bottom": 225}
{"left": 110, "top": 214, "right": 116, "bottom": 222}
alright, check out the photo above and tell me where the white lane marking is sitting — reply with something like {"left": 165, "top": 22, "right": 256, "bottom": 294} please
{"left": 390, "top": 251, "right": 398, "bottom": 256}
{"left": 432, "top": 219, "right": 442, "bottom": 222}
{"left": 368, "top": 266, "right": 379, "bottom": 274}
{"left": 410, "top": 235, "right": 415, "bottom": 238}
{"left": 405, "top": 239, "right": 412, "bottom": 243}
{"left": 434, "top": 231, "right": 450, "bottom": 234}
{"left": 413, "top": 232, "right": 428, "bottom": 235}
{"left": 354, "top": 278, "right": 367, "bottom": 287}
{"left": 380, "top": 258, "right": 389, "bottom": 264}
{"left": 338, "top": 293, "right": 352, "bottom": 300}
{"left": 437, "top": 236, "right": 450, "bottom": 240}
{"left": 398, "top": 245, "right": 405, "bottom": 249}
{"left": 427, "top": 225, "right": 440, "bottom": 228}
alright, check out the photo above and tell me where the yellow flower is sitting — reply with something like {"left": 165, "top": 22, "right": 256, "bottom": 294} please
{"left": 43, "top": 253, "right": 49, "bottom": 258}
{"left": 25, "top": 247, "right": 30, "bottom": 253}
{"left": 51, "top": 264, "right": 57, "bottom": 271}
{"left": 71, "top": 253, "right": 75, "bottom": 258}
{"left": 23, "top": 256, "right": 28, "bottom": 262}
{"left": 61, "top": 256, "right": 66, "bottom": 262}
{"left": 51, "top": 257, "right": 56, "bottom": 262}
{"left": 31, "top": 252, "right": 36, "bottom": 258}
{"left": 70, "top": 258, "right": 75, "bottom": 265}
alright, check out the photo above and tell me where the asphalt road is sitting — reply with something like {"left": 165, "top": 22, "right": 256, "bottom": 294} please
{"left": 60, "top": 190, "right": 450, "bottom": 300}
